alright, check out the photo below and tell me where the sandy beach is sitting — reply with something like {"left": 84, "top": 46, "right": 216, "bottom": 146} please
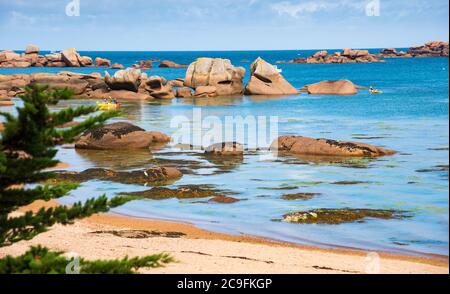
{"left": 0, "top": 200, "right": 447, "bottom": 274}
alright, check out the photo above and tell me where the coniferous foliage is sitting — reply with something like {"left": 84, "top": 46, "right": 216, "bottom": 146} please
{"left": 0, "top": 84, "right": 171, "bottom": 273}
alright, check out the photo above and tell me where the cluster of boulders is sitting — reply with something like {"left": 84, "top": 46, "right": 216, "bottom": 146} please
{"left": 406, "top": 41, "right": 449, "bottom": 57}
{"left": 288, "top": 49, "right": 383, "bottom": 64}
{"left": 0, "top": 45, "right": 114, "bottom": 68}
{"left": 374, "top": 48, "right": 413, "bottom": 58}
{"left": 181, "top": 57, "right": 298, "bottom": 98}
{"left": 284, "top": 41, "right": 449, "bottom": 64}
{"left": 128, "top": 59, "right": 187, "bottom": 70}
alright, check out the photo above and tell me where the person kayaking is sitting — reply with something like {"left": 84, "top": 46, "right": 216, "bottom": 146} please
{"left": 369, "top": 86, "right": 382, "bottom": 94}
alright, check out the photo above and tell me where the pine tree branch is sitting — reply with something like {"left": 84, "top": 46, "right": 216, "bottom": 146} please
{"left": 0, "top": 195, "right": 141, "bottom": 247}
{"left": 0, "top": 183, "right": 79, "bottom": 214}
{"left": 0, "top": 245, "right": 173, "bottom": 274}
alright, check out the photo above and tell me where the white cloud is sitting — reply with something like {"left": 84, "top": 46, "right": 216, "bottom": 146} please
{"left": 270, "top": 0, "right": 366, "bottom": 18}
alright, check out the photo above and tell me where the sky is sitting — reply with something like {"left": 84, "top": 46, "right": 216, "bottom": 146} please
{"left": 0, "top": 0, "right": 448, "bottom": 51}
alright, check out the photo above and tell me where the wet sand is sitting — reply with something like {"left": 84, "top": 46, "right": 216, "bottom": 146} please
{"left": 0, "top": 200, "right": 447, "bottom": 274}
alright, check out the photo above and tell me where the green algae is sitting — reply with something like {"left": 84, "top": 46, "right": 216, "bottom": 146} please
{"left": 283, "top": 208, "right": 411, "bottom": 224}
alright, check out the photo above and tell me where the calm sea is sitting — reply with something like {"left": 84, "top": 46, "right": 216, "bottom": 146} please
{"left": 1, "top": 50, "right": 448, "bottom": 257}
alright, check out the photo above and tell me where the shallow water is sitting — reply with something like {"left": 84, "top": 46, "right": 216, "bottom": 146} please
{"left": 2, "top": 51, "right": 448, "bottom": 256}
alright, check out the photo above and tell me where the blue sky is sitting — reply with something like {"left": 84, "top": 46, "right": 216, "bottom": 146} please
{"left": 0, "top": 0, "right": 448, "bottom": 51}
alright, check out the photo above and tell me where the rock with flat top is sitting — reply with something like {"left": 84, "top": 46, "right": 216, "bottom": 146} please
{"left": 271, "top": 136, "right": 396, "bottom": 157}
{"left": 75, "top": 122, "right": 170, "bottom": 150}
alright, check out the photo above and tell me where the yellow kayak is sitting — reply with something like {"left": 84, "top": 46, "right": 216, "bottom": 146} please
{"left": 370, "top": 89, "right": 383, "bottom": 94}
{"left": 97, "top": 102, "right": 121, "bottom": 110}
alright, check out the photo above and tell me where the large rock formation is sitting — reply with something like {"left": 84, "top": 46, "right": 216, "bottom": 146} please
{"left": 75, "top": 122, "right": 170, "bottom": 150}
{"left": 302, "top": 80, "right": 358, "bottom": 95}
{"left": 105, "top": 68, "right": 142, "bottom": 92}
{"left": 244, "top": 57, "right": 298, "bottom": 95}
{"left": 271, "top": 136, "right": 396, "bottom": 157}
{"left": 184, "top": 58, "right": 245, "bottom": 96}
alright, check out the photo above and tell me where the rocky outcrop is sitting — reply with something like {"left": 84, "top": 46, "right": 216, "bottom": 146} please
{"left": 159, "top": 60, "right": 187, "bottom": 68}
{"left": 0, "top": 71, "right": 159, "bottom": 101}
{"left": 0, "top": 45, "right": 114, "bottom": 68}
{"left": 375, "top": 48, "right": 412, "bottom": 58}
{"left": 271, "top": 136, "right": 396, "bottom": 157}
{"left": 407, "top": 41, "right": 449, "bottom": 57}
{"left": 105, "top": 68, "right": 142, "bottom": 92}
{"left": 244, "top": 57, "right": 298, "bottom": 95}
{"left": 205, "top": 142, "right": 244, "bottom": 156}
{"left": 289, "top": 49, "right": 383, "bottom": 64}
{"left": 184, "top": 58, "right": 245, "bottom": 96}
{"left": 75, "top": 122, "right": 170, "bottom": 150}
{"left": 302, "top": 80, "right": 358, "bottom": 95}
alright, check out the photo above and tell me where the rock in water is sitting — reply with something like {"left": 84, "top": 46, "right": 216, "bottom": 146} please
{"left": 158, "top": 60, "right": 187, "bottom": 68}
{"left": 271, "top": 136, "right": 396, "bottom": 157}
{"left": 205, "top": 142, "right": 244, "bottom": 156}
{"left": 303, "top": 80, "right": 358, "bottom": 95}
{"left": 54, "top": 167, "right": 182, "bottom": 185}
{"left": 244, "top": 57, "right": 298, "bottom": 95}
{"left": 184, "top": 58, "right": 245, "bottom": 96}
{"left": 283, "top": 208, "right": 410, "bottom": 224}
{"left": 75, "top": 122, "right": 170, "bottom": 150}
{"left": 105, "top": 68, "right": 142, "bottom": 92}
{"left": 95, "top": 57, "right": 112, "bottom": 67}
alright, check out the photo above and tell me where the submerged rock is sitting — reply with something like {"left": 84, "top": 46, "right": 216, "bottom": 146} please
{"left": 208, "top": 196, "right": 240, "bottom": 203}
{"left": 271, "top": 136, "right": 396, "bottom": 157}
{"left": 283, "top": 208, "right": 410, "bottom": 224}
{"left": 75, "top": 122, "right": 170, "bottom": 150}
{"left": 205, "top": 142, "right": 244, "bottom": 156}
{"left": 120, "top": 184, "right": 232, "bottom": 200}
{"left": 244, "top": 57, "right": 298, "bottom": 95}
{"left": 281, "top": 193, "right": 321, "bottom": 200}
{"left": 302, "top": 80, "right": 358, "bottom": 95}
{"left": 53, "top": 167, "right": 182, "bottom": 185}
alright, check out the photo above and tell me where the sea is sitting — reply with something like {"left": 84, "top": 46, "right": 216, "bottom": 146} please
{"left": 1, "top": 49, "right": 448, "bottom": 257}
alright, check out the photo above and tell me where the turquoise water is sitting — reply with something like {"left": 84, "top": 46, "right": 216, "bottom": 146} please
{"left": 2, "top": 51, "right": 448, "bottom": 257}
